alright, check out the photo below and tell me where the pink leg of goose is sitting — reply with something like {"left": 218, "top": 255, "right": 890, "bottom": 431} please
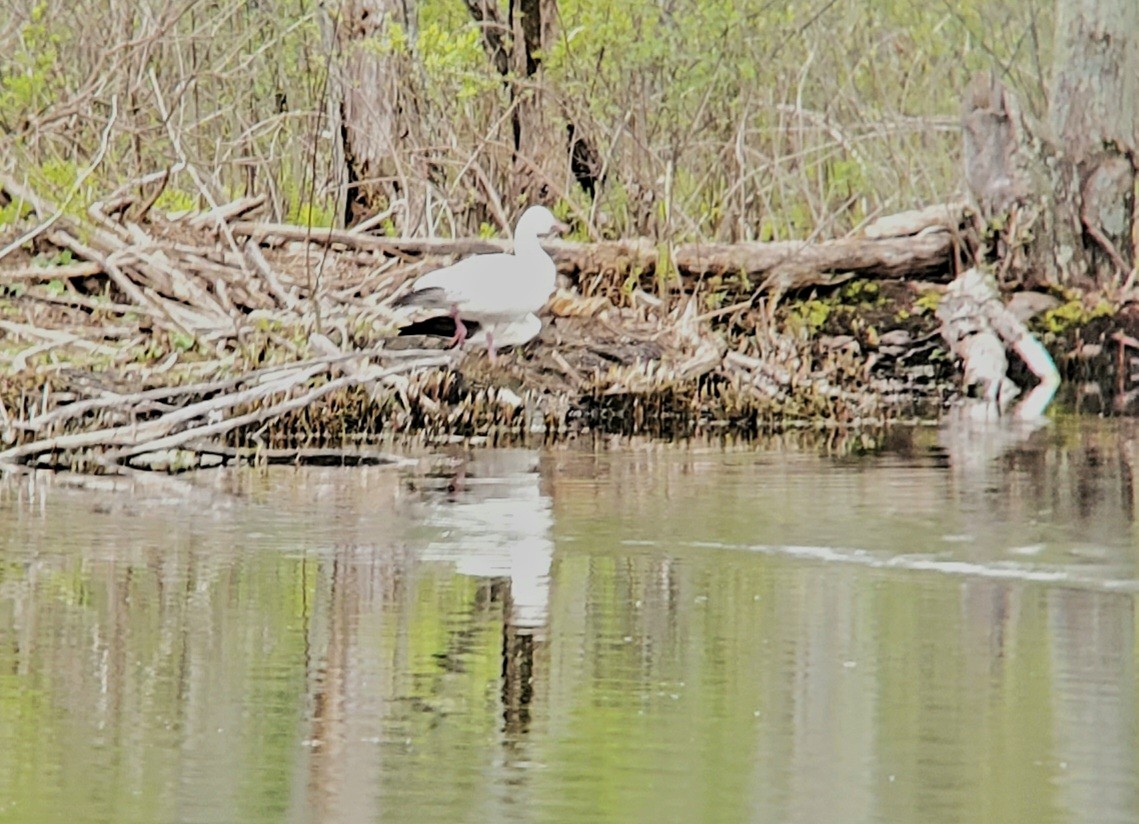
{"left": 486, "top": 332, "right": 497, "bottom": 364}
{"left": 447, "top": 306, "right": 468, "bottom": 349}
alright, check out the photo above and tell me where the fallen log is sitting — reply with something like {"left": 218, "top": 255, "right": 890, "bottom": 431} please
{"left": 229, "top": 208, "right": 966, "bottom": 289}
{"left": 3, "top": 168, "right": 965, "bottom": 319}
{"left": 127, "top": 445, "right": 414, "bottom": 472}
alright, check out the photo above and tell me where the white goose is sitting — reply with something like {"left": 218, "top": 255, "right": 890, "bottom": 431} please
{"left": 395, "top": 206, "right": 568, "bottom": 360}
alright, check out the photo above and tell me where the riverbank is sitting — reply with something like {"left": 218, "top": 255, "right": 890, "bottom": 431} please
{"left": 0, "top": 191, "right": 1125, "bottom": 472}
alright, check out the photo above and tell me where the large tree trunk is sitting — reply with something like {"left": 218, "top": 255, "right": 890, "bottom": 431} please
{"left": 509, "top": 0, "right": 565, "bottom": 204}
{"left": 464, "top": 0, "right": 579, "bottom": 206}
{"left": 964, "top": 0, "right": 1138, "bottom": 292}
{"left": 331, "top": 0, "right": 422, "bottom": 230}
{"left": 1050, "top": 0, "right": 1138, "bottom": 162}
{"left": 1048, "top": 0, "right": 1138, "bottom": 289}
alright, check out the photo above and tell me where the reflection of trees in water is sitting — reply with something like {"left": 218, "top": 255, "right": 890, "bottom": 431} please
{"left": 497, "top": 579, "right": 537, "bottom": 736}
{"left": 299, "top": 545, "right": 410, "bottom": 823}
{"left": 938, "top": 416, "right": 1139, "bottom": 821}
{"left": 938, "top": 416, "right": 1139, "bottom": 564}
{"left": 6, "top": 436, "right": 1139, "bottom": 820}
{"left": 1047, "top": 588, "right": 1136, "bottom": 820}
{"left": 541, "top": 430, "right": 1139, "bottom": 821}
{"left": 294, "top": 430, "right": 1139, "bottom": 820}
{"left": 297, "top": 449, "right": 555, "bottom": 815}
{"left": 292, "top": 543, "right": 550, "bottom": 817}
{"left": 0, "top": 465, "right": 557, "bottom": 820}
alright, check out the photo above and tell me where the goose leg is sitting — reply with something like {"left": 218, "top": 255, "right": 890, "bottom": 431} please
{"left": 486, "top": 332, "right": 497, "bottom": 364}
{"left": 447, "top": 307, "right": 468, "bottom": 349}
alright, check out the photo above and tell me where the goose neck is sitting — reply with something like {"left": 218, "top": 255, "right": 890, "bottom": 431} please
{"left": 514, "top": 230, "right": 545, "bottom": 258}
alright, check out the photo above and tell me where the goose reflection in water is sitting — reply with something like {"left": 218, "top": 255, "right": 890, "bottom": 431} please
{"left": 417, "top": 449, "right": 553, "bottom": 636}
{"left": 416, "top": 449, "right": 553, "bottom": 732}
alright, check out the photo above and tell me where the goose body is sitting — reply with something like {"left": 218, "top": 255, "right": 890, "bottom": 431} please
{"left": 395, "top": 206, "right": 567, "bottom": 358}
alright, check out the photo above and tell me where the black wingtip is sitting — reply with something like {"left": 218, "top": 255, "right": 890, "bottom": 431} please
{"left": 398, "top": 315, "right": 482, "bottom": 338}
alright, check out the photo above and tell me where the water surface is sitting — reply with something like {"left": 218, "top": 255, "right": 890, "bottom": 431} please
{"left": 1, "top": 418, "right": 1137, "bottom": 823}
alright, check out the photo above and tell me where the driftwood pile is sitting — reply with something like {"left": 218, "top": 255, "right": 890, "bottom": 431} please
{"left": 0, "top": 175, "right": 966, "bottom": 473}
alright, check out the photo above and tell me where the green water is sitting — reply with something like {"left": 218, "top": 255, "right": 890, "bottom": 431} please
{"left": 1, "top": 420, "right": 1137, "bottom": 823}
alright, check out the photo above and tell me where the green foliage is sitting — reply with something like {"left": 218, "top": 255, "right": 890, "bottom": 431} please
{"left": 826, "top": 158, "right": 866, "bottom": 222}
{"left": 654, "top": 243, "right": 678, "bottom": 292}
{"left": 33, "top": 249, "right": 73, "bottom": 268}
{"left": 545, "top": 0, "right": 1047, "bottom": 238}
{"left": 839, "top": 279, "right": 881, "bottom": 304}
{"left": 0, "top": 2, "right": 64, "bottom": 127}
{"left": 37, "top": 158, "right": 78, "bottom": 190}
{"left": 417, "top": 23, "right": 497, "bottom": 101}
{"left": 550, "top": 200, "right": 591, "bottom": 241}
{"left": 1038, "top": 299, "right": 1114, "bottom": 334}
{"left": 170, "top": 331, "right": 196, "bottom": 352}
{"left": 374, "top": 20, "right": 411, "bottom": 55}
{"left": 912, "top": 289, "right": 943, "bottom": 315}
{"left": 287, "top": 199, "right": 336, "bottom": 229}
{"left": 786, "top": 298, "right": 832, "bottom": 336}
{"left": 153, "top": 189, "right": 197, "bottom": 215}
{"left": 703, "top": 290, "right": 726, "bottom": 311}
{"left": 0, "top": 197, "right": 33, "bottom": 227}
{"left": 784, "top": 279, "right": 884, "bottom": 336}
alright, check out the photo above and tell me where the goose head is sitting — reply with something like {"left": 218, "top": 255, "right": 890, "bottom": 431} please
{"left": 514, "top": 206, "right": 570, "bottom": 241}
